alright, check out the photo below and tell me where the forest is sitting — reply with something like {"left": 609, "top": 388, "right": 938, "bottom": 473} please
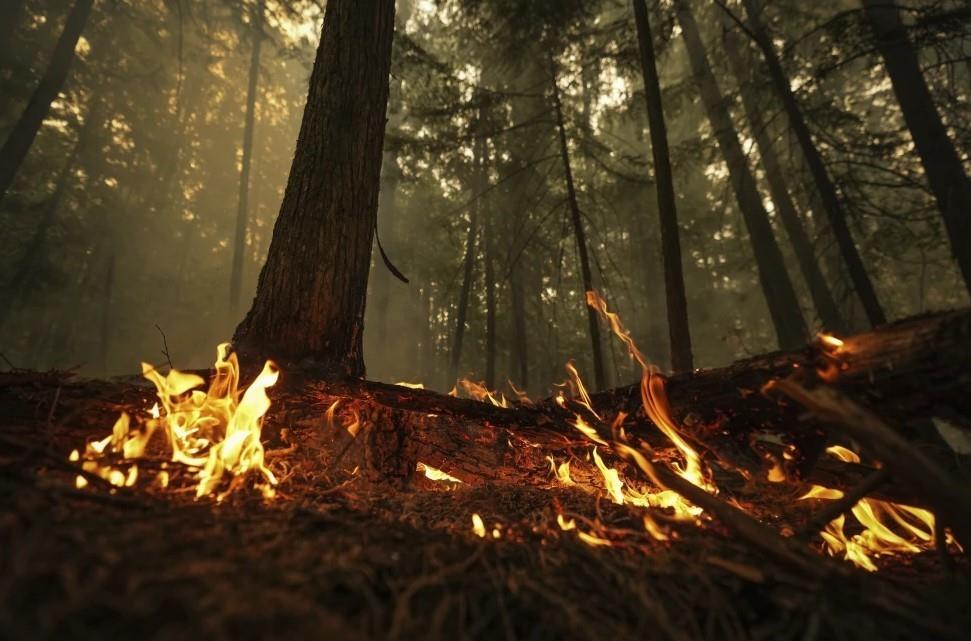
{"left": 1, "top": 1, "right": 971, "bottom": 640}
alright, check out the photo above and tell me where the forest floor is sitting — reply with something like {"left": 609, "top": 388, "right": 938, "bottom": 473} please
{"left": 1, "top": 372, "right": 969, "bottom": 641}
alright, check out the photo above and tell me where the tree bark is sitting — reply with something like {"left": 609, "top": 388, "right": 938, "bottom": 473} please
{"left": 721, "top": 26, "right": 848, "bottom": 334}
{"left": 551, "top": 65, "right": 606, "bottom": 390}
{"left": 229, "top": 0, "right": 265, "bottom": 314}
{"left": 632, "top": 0, "right": 694, "bottom": 374}
{"left": 0, "top": 0, "right": 95, "bottom": 206}
{"left": 861, "top": 0, "right": 971, "bottom": 296}
{"left": 484, "top": 206, "right": 497, "bottom": 389}
{"left": 233, "top": 0, "right": 396, "bottom": 378}
{"left": 739, "top": 0, "right": 887, "bottom": 326}
{"left": 674, "top": 1, "right": 808, "bottom": 350}
{"left": 448, "top": 199, "right": 478, "bottom": 385}
{"left": 510, "top": 262, "right": 529, "bottom": 389}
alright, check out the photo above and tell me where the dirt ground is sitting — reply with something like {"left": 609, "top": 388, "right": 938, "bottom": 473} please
{"left": 1, "top": 373, "right": 968, "bottom": 641}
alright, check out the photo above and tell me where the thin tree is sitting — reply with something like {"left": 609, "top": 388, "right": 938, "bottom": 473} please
{"left": 233, "top": 0, "right": 396, "bottom": 377}
{"left": 861, "top": 0, "right": 971, "bottom": 295}
{"left": 551, "top": 62, "right": 606, "bottom": 390}
{"left": 631, "top": 0, "right": 694, "bottom": 373}
{"left": 721, "top": 24, "right": 847, "bottom": 333}
{"left": 674, "top": 0, "right": 808, "bottom": 349}
{"left": 482, "top": 146, "right": 497, "bottom": 389}
{"left": 0, "top": 0, "right": 95, "bottom": 205}
{"left": 736, "top": 0, "right": 886, "bottom": 325}
{"left": 229, "top": 0, "right": 266, "bottom": 314}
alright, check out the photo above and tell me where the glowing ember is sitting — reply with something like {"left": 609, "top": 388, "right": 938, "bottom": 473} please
{"left": 417, "top": 461, "right": 463, "bottom": 483}
{"left": 818, "top": 333, "right": 845, "bottom": 350}
{"left": 70, "top": 343, "right": 279, "bottom": 500}
{"left": 394, "top": 381, "right": 425, "bottom": 389}
{"left": 799, "top": 445, "right": 938, "bottom": 571}
{"left": 471, "top": 513, "right": 486, "bottom": 537}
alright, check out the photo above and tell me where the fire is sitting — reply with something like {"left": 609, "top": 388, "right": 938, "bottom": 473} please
{"left": 457, "top": 378, "right": 509, "bottom": 408}
{"left": 394, "top": 381, "right": 425, "bottom": 389}
{"left": 546, "top": 456, "right": 575, "bottom": 485}
{"left": 70, "top": 343, "right": 279, "bottom": 500}
{"left": 818, "top": 333, "right": 845, "bottom": 351}
{"left": 799, "top": 445, "right": 937, "bottom": 571}
{"left": 471, "top": 513, "right": 486, "bottom": 538}
{"left": 417, "top": 461, "right": 463, "bottom": 483}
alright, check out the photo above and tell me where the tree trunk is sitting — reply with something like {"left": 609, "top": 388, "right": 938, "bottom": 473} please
{"left": 861, "top": 0, "right": 971, "bottom": 296}
{"left": 229, "top": 0, "right": 265, "bottom": 314}
{"left": 721, "top": 26, "right": 848, "bottom": 334}
{"left": 0, "top": 0, "right": 28, "bottom": 71}
{"left": 0, "top": 0, "right": 95, "bottom": 206}
{"left": 674, "top": 1, "right": 808, "bottom": 350}
{"left": 484, "top": 211, "right": 497, "bottom": 389}
{"left": 448, "top": 199, "right": 478, "bottom": 385}
{"left": 550, "top": 65, "right": 606, "bottom": 390}
{"left": 510, "top": 262, "right": 529, "bottom": 389}
{"left": 632, "top": 0, "right": 694, "bottom": 374}
{"left": 233, "top": 0, "right": 396, "bottom": 378}
{"left": 740, "top": 0, "right": 887, "bottom": 326}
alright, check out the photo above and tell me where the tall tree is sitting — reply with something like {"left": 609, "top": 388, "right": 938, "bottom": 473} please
{"left": 229, "top": 0, "right": 266, "bottom": 314}
{"left": 860, "top": 0, "right": 971, "bottom": 295}
{"left": 737, "top": 0, "right": 887, "bottom": 326}
{"left": 232, "top": 0, "right": 396, "bottom": 377}
{"left": 721, "top": 24, "right": 847, "bottom": 333}
{"left": 674, "top": 0, "right": 808, "bottom": 349}
{"left": 632, "top": 0, "right": 694, "bottom": 373}
{"left": 0, "top": 0, "right": 95, "bottom": 205}
{"left": 551, "top": 63, "right": 606, "bottom": 390}
{"left": 448, "top": 191, "right": 479, "bottom": 385}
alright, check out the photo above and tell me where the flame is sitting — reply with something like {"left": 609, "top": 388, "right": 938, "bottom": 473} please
{"left": 417, "top": 461, "right": 463, "bottom": 483}
{"left": 564, "top": 362, "right": 601, "bottom": 421}
{"left": 394, "top": 381, "right": 425, "bottom": 389}
{"left": 557, "top": 513, "right": 576, "bottom": 531}
{"left": 577, "top": 530, "right": 612, "bottom": 547}
{"left": 71, "top": 343, "right": 279, "bottom": 499}
{"left": 457, "top": 378, "right": 509, "bottom": 408}
{"left": 471, "top": 513, "right": 486, "bottom": 538}
{"left": 546, "top": 456, "right": 575, "bottom": 485}
{"left": 584, "top": 291, "right": 714, "bottom": 509}
{"left": 818, "top": 333, "right": 844, "bottom": 351}
{"left": 799, "top": 446, "right": 938, "bottom": 570}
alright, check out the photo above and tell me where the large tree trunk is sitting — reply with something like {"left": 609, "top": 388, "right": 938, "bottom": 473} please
{"left": 0, "top": 0, "right": 94, "bottom": 206}
{"left": 632, "top": 0, "right": 694, "bottom": 374}
{"left": 229, "top": 0, "right": 265, "bottom": 314}
{"left": 860, "top": 0, "right": 971, "bottom": 296}
{"left": 739, "top": 0, "right": 887, "bottom": 326}
{"left": 551, "top": 65, "right": 606, "bottom": 390}
{"left": 721, "top": 26, "right": 847, "bottom": 334}
{"left": 674, "top": 1, "right": 808, "bottom": 350}
{"left": 233, "top": 0, "right": 396, "bottom": 378}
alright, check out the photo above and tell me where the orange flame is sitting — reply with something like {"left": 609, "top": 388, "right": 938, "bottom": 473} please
{"left": 71, "top": 344, "right": 278, "bottom": 499}
{"left": 799, "top": 446, "right": 938, "bottom": 571}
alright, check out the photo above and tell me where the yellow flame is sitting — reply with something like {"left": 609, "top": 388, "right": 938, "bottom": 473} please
{"left": 577, "top": 530, "right": 612, "bottom": 547}
{"left": 557, "top": 513, "right": 576, "bottom": 531}
{"left": 472, "top": 513, "right": 486, "bottom": 538}
{"left": 585, "top": 291, "right": 713, "bottom": 500}
{"left": 546, "top": 456, "right": 575, "bottom": 485}
{"left": 71, "top": 343, "right": 278, "bottom": 499}
{"left": 394, "top": 381, "right": 425, "bottom": 389}
{"left": 457, "top": 378, "right": 509, "bottom": 408}
{"left": 818, "top": 333, "right": 845, "bottom": 350}
{"left": 799, "top": 446, "right": 937, "bottom": 570}
{"left": 417, "top": 461, "right": 463, "bottom": 483}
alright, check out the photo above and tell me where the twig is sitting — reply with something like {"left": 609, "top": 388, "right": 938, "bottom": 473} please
{"left": 798, "top": 467, "right": 889, "bottom": 538}
{"left": 46, "top": 386, "right": 62, "bottom": 429}
{"left": 769, "top": 378, "right": 971, "bottom": 549}
{"left": 155, "top": 324, "right": 174, "bottom": 369}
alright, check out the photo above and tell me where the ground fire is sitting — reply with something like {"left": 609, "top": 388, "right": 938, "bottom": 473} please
{"left": 3, "top": 0, "right": 971, "bottom": 639}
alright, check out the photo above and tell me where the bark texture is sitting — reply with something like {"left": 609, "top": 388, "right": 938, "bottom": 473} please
{"left": 861, "top": 0, "right": 971, "bottom": 295}
{"left": 674, "top": 1, "right": 808, "bottom": 350}
{"left": 229, "top": 0, "right": 265, "bottom": 314}
{"left": 233, "top": 0, "right": 396, "bottom": 377}
{"left": 740, "top": 0, "right": 886, "bottom": 326}
{"left": 0, "top": 0, "right": 94, "bottom": 205}
{"left": 632, "top": 0, "right": 694, "bottom": 374}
